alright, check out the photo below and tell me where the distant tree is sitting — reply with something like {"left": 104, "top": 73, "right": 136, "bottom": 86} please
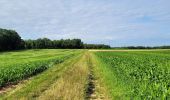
{"left": 24, "top": 40, "right": 35, "bottom": 49}
{"left": 84, "top": 44, "right": 111, "bottom": 49}
{"left": 0, "top": 28, "right": 24, "bottom": 51}
{"left": 113, "top": 46, "right": 170, "bottom": 49}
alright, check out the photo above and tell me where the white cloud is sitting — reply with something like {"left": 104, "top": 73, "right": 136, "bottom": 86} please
{"left": 0, "top": 0, "right": 170, "bottom": 46}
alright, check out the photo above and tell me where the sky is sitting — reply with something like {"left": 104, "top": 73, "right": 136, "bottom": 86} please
{"left": 0, "top": 0, "right": 170, "bottom": 47}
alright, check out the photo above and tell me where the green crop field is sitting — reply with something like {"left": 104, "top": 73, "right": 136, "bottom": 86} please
{"left": 0, "top": 49, "right": 170, "bottom": 100}
{"left": 0, "top": 49, "right": 82, "bottom": 87}
{"left": 92, "top": 50, "right": 170, "bottom": 100}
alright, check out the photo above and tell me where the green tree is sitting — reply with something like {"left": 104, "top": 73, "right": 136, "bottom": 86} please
{"left": 0, "top": 28, "right": 24, "bottom": 51}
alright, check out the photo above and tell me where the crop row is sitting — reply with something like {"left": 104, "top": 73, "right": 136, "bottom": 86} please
{"left": 0, "top": 53, "right": 75, "bottom": 88}
{"left": 95, "top": 51, "right": 170, "bottom": 99}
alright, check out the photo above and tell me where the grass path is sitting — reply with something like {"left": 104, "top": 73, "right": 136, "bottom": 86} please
{"left": 38, "top": 52, "right": 90, "bottom": 100}
{"left": 38, "top": 51, "right": 111, "bottom": 100}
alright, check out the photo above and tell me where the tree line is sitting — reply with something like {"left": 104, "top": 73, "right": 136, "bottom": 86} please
{"left": 0, "top": 28, "right": 111, "bottom": 51}
{"left": 112, "top": 46, "right": 170, "bottom": 49}
{"left": 25, "top": 38, "right": 84, "bottom": 49}
{"left": 84, "top": 44, "right": 111, "bottom": 49}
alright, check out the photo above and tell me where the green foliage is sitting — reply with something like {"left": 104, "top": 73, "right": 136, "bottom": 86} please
{"left": 0, "top": 28, "right": 24, "bottom": 51}
{"left": 95, "top": 51, "right": 170, "bottom": 99}
{"left": 25, "top": 38, "right": 84, "bottom": 49}
{"left": 84, "top": 44, "right": 111, "bottom": 49}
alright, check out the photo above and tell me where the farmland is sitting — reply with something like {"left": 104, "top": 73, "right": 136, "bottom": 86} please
{"left": 92, "top": 50, "right": 170, "bottom": 99}
{"left": 0, "top": 49, "right": 170, "bottom": 100}
{"left": 0, "top": 49, "right": 82, "bottom": 88}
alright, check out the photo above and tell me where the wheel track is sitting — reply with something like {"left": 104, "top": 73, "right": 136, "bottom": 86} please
{"left": 86, "top": 53, "right": 109, "bottom": 100}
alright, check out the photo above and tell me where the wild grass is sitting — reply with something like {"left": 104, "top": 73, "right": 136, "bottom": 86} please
{"left": 38, "top": 52, "right": 89, "bottom": 100}
{"left": 91, "top": 53, "right": 124, "bottom": 100}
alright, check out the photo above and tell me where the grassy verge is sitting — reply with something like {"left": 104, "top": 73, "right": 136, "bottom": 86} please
{"left": 90, "top": 52, "right": 127, "bottom": 100}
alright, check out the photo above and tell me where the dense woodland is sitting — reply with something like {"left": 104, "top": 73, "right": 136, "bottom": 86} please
{"left": 25, "top": 38, "right": 84, "bottom": 49}
{"left": 0, "top": 28, "right": 110, "bottom": 51}
{"left": 0, "top": 28, "right": 25, "bottom": 51}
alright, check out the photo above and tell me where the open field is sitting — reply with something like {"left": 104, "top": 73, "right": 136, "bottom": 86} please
{"left": 0, "top": 49, "right": 170, "bottom": 100}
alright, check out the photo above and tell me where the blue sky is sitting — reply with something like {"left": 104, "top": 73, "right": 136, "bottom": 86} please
{"left": 0, "top": 0, "right": 170, "bottom": 47}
